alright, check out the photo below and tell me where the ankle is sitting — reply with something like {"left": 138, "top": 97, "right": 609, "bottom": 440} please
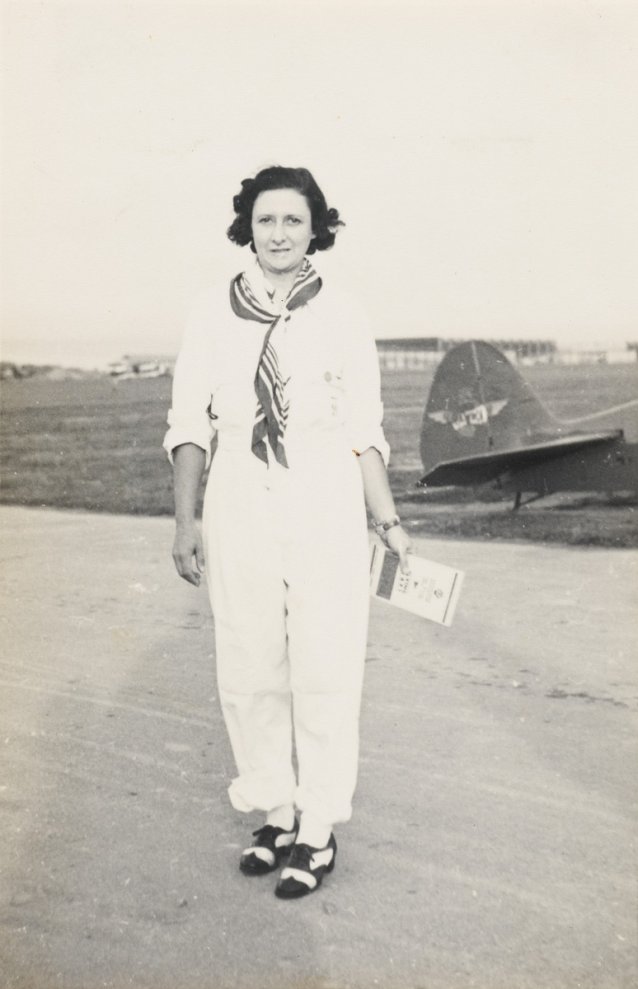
{"left": 265, "top": 804, "right": 296, "bottom": 832}
{"left": 297, "top": 812, "right": 332, "bottom": 849}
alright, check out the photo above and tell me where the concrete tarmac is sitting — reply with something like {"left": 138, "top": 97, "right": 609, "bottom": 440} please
{"left": 0, "top": 506, "right": 636, "bottom": 989}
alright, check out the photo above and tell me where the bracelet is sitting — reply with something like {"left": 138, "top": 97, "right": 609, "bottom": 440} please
{"left": 373, "top": 514, "right": 401, "bottom": 535}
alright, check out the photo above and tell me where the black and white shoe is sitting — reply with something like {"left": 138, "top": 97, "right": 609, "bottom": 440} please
{"left": 239, "top": 823, "right": 298, "bottom": 876}
{"left": 274, "top": 833, "right": 337, "bottom": 898}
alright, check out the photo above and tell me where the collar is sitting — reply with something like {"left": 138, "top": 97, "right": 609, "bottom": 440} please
{"left": 243, "top": 256, "right": 318, "bottom": 311}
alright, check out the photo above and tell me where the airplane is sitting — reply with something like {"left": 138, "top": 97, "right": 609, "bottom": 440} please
{"left": 108, "top": 358, "right": 169, "bottom": 380}
{"left": 418, "top": 340, "right": 638, "bottom": 508}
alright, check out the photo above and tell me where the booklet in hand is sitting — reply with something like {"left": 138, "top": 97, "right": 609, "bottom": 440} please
{"left": 369, "top": 542, "right": 464, "bottom": 627}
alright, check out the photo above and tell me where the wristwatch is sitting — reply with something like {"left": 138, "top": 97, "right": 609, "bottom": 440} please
{"left": 374, "top": 514, "right": 401, "bottom": 535}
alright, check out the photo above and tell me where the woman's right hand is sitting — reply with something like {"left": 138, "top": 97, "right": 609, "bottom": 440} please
{"left": 172, "top": 521, "right": 206, "bottom": 587}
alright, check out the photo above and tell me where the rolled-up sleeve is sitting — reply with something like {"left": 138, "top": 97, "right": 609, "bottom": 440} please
{"left": 163, "top": 294, "right": 217, "bottom": 467}
{"left": 342, "top": 301, "right": 390, "bottom": 466}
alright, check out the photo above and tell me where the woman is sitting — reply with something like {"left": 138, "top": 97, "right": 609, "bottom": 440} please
{"left": 164, "top": 165, "right": 412, "bottom": 899}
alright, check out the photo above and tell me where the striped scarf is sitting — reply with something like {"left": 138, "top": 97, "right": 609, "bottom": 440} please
{"left": 229, "top": 259, "right": 322, "bottom": 467}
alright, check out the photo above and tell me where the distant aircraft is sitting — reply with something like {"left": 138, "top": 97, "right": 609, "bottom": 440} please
{"left": 418, "top": 341, "right": 638, "bottom": 507}
{"left": 108, "top": 358, "right": 168, "bottom": 380}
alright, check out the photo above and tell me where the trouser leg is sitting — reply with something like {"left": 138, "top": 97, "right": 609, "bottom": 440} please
{"left": 204, "top": 470, "right": 296, "bottom": 814}
{"left": 285, "top": 500, "right": 370, "bottom": 826}
{"left": 219, "top": 682, "right": 295, "bottom": 813}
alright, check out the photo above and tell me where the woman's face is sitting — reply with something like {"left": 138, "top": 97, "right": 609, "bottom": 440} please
{"left": 251, "top": 188, "right": 314, "bottom": 279}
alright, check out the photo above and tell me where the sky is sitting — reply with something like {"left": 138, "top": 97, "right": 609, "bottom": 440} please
{"left": 1, "top": 0, "right": 637, "bottom": 367}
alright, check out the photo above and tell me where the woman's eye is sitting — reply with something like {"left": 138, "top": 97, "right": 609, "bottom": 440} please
{"left": 287, "top": 216, "right": 302, "bottom": 224}
{"left": 257, "top": 216, "right": 273, "bottom": 224}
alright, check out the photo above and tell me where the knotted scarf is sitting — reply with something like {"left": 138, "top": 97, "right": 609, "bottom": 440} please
{"left": 229, "top": 259, "right": 322, "bottom": 467}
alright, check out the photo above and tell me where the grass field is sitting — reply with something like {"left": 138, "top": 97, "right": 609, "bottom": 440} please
{"left": 1, "top": 362, "right": 637, "bottom": 546}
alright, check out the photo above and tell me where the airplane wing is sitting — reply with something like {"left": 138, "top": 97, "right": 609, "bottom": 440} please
{"left": 419, "top": 430, "right": 621, "bottom": 487}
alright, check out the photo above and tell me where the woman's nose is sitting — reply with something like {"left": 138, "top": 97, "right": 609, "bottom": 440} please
{"left": 271, "top": 220, "right": 286, "bottom": 242}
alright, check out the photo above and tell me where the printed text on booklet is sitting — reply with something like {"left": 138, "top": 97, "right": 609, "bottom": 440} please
{"left": 369, "top": 544, "right": 464, "bottom": 627}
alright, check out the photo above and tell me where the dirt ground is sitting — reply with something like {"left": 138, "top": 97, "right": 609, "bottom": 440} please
{"left": 0, "top": 507, "right": 636, "bottom": 989}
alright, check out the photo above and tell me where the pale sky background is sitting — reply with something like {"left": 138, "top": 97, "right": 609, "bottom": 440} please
{"left": 1, "top": 0, "right": 637, "bottom": 367}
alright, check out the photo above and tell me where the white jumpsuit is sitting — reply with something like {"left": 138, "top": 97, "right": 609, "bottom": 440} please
{"left": 164, "top": 259, "right": 389, "bottom": 826}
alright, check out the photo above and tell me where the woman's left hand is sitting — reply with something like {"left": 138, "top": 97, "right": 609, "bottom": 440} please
{"left": 383, "top": 525, "right": 413, "bottom": 574}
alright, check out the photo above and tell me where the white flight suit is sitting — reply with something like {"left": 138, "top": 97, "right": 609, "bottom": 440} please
{"left": 164, "top": 259, "right": 389, "bottom": 826}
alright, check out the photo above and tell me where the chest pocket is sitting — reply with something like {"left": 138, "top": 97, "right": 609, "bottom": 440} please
{"left": 284, "top": 318, "right": 347, "bottom": 429}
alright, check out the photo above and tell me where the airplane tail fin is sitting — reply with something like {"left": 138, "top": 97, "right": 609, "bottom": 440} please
{"left": 420, "top": 341, "right": 562, "bottom": 484}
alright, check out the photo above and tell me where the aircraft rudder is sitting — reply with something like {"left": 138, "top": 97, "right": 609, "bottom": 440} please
{"left": 420, "top": 341, "right": 561, "bottom": 481}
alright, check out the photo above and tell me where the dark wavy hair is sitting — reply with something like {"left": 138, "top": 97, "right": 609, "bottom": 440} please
{"left": 227, "top": 166, "right": 344, "bottom": 254}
